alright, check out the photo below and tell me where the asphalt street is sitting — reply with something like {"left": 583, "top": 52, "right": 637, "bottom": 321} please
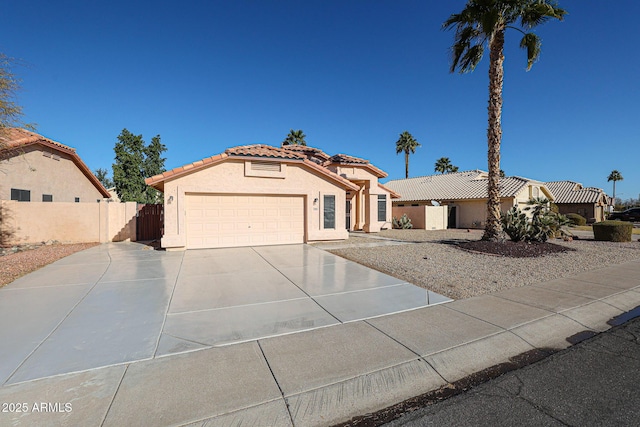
{"left": 384, "top": 309, "right": 640, "bottom": 426}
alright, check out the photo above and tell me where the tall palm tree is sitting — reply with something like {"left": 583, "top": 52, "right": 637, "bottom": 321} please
{"left": 395, "top": 131, "right": 421, "bottom": 179}
{"left": 607, "top": 170, "right": 623, "bottom": 207}
{"left": 443, "top": 1, "right": 566, "bottom": 241}
{"left": 434, "top": 157, "right": 459, "bottom": 174}
{"left": 282, "top": 129, "right": 307, "bottom": 146}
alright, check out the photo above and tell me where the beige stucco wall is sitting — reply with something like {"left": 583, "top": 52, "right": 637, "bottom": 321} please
{"left": 392, "top": 205, "right": 448, "bottom": 230}
{"left": 0, "top": 201, "right": 137, "bottom": 244}
{"left": 0, "top": 145, "right": 104, "bottom": 203}
{"left": 391, "top": 182, "right": 550, "bottom": 229}
{"left": 442, "top": 199, "right": 516, "bottom": 229}
{"left": 160, "top": 159, "right": 350, "bottom": 249}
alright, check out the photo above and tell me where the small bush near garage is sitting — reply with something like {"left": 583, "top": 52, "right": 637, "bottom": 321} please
{"left": 393, "top": 214, "right": 413, "bottom": 229}
{"left": 593, "top": 220, "right": 633, "bottom": 242}
{"left": 566, "top": 213, "right": 587, "bottom": 226}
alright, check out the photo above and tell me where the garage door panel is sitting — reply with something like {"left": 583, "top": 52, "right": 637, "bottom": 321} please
{"left": 186, "top": 194, "right": 304, "bottom": 249}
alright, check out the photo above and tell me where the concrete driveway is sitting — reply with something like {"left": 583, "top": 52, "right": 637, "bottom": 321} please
{"left": 0, "top": 242, "right": 450, "bottom": 386}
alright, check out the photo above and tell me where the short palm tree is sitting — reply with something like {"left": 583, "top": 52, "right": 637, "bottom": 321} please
{"left": 434, "top": 157, "right": 459, "bottom": 174}
{"left": 443, "top": 0, "right": 566, "bottom": 241}
{"left": 607, "top": 170, "right": 623, "bottom": 207}
{"left": 395, "top": 131, "right": 420, "bottom": 179}
{"left": 282, "top": 129, "right": 307, "bottom": 146}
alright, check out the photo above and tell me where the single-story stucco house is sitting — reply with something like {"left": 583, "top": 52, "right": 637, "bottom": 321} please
{"left": 0, "top": 128, "right": 110, "bottom": 202}
{"left": 384, "top": 170, "right": 553, "bottom": 229}
{"left": 145, "top": 144, "right": 399, "bottom": 250}
{"left": 545, "top": 181, "right": 610, "bottom": 223}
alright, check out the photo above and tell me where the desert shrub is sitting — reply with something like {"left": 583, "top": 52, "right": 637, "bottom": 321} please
{"left": 501, "top": 199, "right": 571, "bottom": 243}
{"left": 392, "top": 214, "right": 413, "bottom": 229}
{"left": 593, "top": 220, "right": 633, "bottom": 242}
{"left": 566, "top": 213, "right": 587, "bottom": 226}
{"left": 501, "top": 207, "right": 528, "bottom": 242}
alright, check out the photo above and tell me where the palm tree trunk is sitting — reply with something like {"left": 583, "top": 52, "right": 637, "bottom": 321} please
{"left": 482, "top": 28, "right": 505, "bottom": 241}
{"left": 612, "top": 181, "right": 616, "bottom": 207}
{"left": 405, "top": 152, "right": 409, "bottom": 179}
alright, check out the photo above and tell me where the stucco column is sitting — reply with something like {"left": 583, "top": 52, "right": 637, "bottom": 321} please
{"left": 363, "top": 184, "right": 379, "bottom": 233}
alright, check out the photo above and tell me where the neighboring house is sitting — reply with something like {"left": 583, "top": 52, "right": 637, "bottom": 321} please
{"left": 145, "top": 144, "right": 398, "bottom": 250}
{"left": 545, "top": 181, "right": 610, "bottom": 223}
{"left": 385, "top": 170, "right": 553, "bottom": 229}
{"left": 0, "top": 128, "right": 110, "bottom": 202}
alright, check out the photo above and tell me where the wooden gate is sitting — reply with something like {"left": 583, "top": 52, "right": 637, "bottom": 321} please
{"left": 137, "top": 204, "right": 164, "bottom": 241}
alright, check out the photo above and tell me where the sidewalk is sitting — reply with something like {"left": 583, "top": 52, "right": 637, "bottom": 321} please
{"left": 1, "top": 259, "right": 639, "bottom": 426}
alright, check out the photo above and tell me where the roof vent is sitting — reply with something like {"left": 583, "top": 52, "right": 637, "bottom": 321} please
{"left": 251, "top": 161, "right": 281, "bottom": 172}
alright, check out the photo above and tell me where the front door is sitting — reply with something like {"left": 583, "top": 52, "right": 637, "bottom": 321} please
{"left": 448, "top": 206, "right": 457, "bottom": 228}
{"left": 345, "top": 200, "right": 351, "bottom": 230}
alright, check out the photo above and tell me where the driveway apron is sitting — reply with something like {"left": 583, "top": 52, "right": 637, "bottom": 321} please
{"left": 0, "top": 242, "right": 451, "bottom": 385}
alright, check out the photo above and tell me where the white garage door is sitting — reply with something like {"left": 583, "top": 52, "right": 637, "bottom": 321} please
{"left": 185, "top": 194, "right": 305, "bottom": 249}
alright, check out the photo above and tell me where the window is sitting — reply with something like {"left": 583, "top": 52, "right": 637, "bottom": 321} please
{"left": 378, "top": 195, "right": 387, "bottom": 222}
{"left": 75, "top": 197, "right": 80, "bottom": 203}
{"left": 42, "top": 194, "right": 53, "bottom": 202}
{"left": 323, "top": 195, "right": 335, "bottom": 229}
{"left": 10, "top": 188, "right": 30, "bottom": 202}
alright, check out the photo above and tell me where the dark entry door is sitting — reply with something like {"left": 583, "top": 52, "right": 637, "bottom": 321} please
{"left": 447, "top": 206, "right": 457, "bottom": 229}
{"left": 346, "top": 200, "right": 351, "bottom": 230}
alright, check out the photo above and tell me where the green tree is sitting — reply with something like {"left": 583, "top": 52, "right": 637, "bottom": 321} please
{"left": 94, "top": 168, "right": 114, "bottom": 188}
{"left": 443, "top": 1, "right": 566, "bottom": 241}
{"left": 434, "top": 157, "right": 459, "bottom": 174}
{"left": 395, "top": 131, "right": 421, "bottom": 179}
{"left": 281, "top": 129, "right": 307, "bottom": 146}
{"left": 143, "top": 135, "right": 167, "bottom": 203}
{"left": 607, "top": 170, "right": 623, "bottom": 207}
{"left": 112, "top": 129, "right": 167, "bottom": 203}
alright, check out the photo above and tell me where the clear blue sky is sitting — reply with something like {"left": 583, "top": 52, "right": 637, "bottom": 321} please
{"left": 3, "top": 1, "right": 639, "bottom": 202}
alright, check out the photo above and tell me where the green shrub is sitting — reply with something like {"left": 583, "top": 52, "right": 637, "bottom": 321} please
{"left": 566, "top": 213, "right": 587, "bottom": 226}
{"left": 593, "top": 220, "right": 633, "bottom": 242}
{"left": 392, "top": 214, "right": 413, "bottom": 229}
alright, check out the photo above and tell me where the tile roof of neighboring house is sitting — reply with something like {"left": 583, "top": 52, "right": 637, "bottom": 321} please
{"left": 378, "top": 182, "right": 401, "bottom": 199}
{"left": 145, "top": 144, "right": 359, "bottom": 192}
{"left": 545, "top": 181, "right": 608, "bottom": 204}
{"left": 0, "top": 128, "right": 110, "bottom": 198}
{"left": 325, "top": 153, "right": 388, "bottom": 178}
{"left": 385, "top": 170, "right": 549, "bottom": 202}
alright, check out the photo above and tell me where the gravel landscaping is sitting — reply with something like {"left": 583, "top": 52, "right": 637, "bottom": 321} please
{"left": 0, "top": 243, "right": 99, "bottom": 288}
{"left": 329, "top": 229, "right": 640, "bottom": 300}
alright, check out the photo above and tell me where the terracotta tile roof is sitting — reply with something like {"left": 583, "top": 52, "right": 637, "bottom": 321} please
{"left": 545, "top": 181, "right": 608, "bottom": 204}
{"left": 325, "top": 153, "right": 388, "bottom": 178}
{"left": 281, "top": 145, "right": 330, "bottom": 160}
{"left": 146, "top": 145, "right": 359, "bottom": 192}
{"left": 328, "top": 153, "right": 369, "bottom": 164}
{"left": 225, "top": 144, "right": 305, "bottom": 160}
{"left": 385, "top": 170, "right": 549, "bottom": 202}
{"left": 0, "top": 128, "right": 75, "bottom": 153}
{"left": 0, "top": 128, "right": 110, "bottom": 198}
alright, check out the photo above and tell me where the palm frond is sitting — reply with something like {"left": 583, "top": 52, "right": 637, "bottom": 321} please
{"left": 521, "top": 2, "right": 566, "bottom": 28}
{"left": 519, "top": 32, "right": 541, "bottom": 70}
{"left": 458, "top": 44, "right": 484, "bottom": 73}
